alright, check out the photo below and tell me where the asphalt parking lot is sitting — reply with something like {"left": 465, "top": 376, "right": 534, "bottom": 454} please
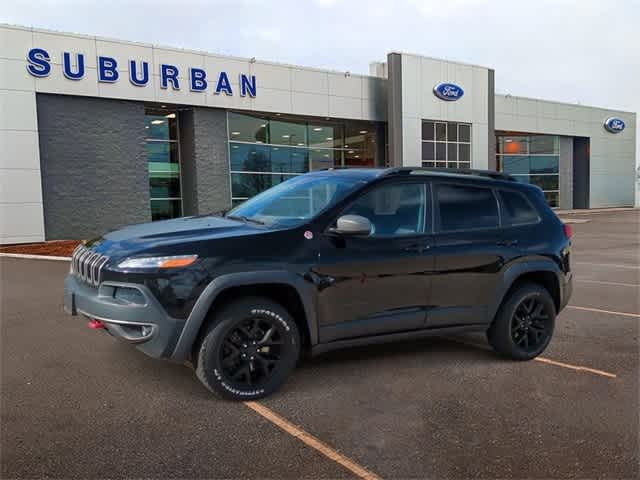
{"left": 1, "top": 209, "right": 638, "bottom": 479}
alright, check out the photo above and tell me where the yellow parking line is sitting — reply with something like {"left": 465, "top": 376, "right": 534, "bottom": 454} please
{"left": 573, "top": 261, "right": 640, "bottom": 270}
{"left": 533, "top": 357, "right": 616, "bottom": 378}
{"left": 567, "top": 305, "right": 640, "bottom": 318}
{"left": 245, "top": 401, "right": 382, "bottom": 480}
{"left": 444, "top": 338, "right": 617, "bottom": 379}
{"left": 576, "top": 279, "right": 639, "bottom": 288}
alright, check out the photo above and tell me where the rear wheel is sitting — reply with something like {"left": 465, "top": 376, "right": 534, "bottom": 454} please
{"left": 487, "top": 283, "right": 555, "bottom": 360}
{"left": 195, "top": 297, "right": 300, "bottom": 400}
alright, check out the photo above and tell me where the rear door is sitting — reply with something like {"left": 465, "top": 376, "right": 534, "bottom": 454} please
{"left": 428, "top": 181, "right": 509, "bottom": 327}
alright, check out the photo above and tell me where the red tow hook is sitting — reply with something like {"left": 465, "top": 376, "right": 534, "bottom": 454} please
{"left": 88, "top": 319, "right": 105, "bottom": 329}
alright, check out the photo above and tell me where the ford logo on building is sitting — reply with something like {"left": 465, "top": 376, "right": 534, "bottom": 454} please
{"left": 604, "top": 117, "right": 625, "bottom": 133}
{"left": 433, "top": 83, "right": 464, "bottom": 101}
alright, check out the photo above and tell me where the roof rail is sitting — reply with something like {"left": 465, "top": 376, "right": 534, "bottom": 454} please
{"left": 383, "top": 167, "right": 516, "bottom": 182}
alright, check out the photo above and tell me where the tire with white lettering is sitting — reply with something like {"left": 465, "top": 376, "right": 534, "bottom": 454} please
{"left": 195, "top": 296, "right": 300, "bottom": 400}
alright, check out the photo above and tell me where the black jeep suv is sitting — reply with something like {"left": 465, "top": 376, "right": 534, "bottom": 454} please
{"left": 64, "top": 167, "right": 572, "bottom": 400}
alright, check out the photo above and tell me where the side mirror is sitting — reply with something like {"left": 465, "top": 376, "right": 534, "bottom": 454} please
{"left": 330, "top": 214, "right": 372, "bottom": 236}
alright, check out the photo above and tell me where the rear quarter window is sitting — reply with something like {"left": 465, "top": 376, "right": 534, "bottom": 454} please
{"left": 436, "top": 183, "right": 499, "bottom": 231}
{"left": 498, "top": 189, "right": 540, "bottom": 226}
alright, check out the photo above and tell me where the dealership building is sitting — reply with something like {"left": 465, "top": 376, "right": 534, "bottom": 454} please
{"left": 1, "top": 24, "right": 637, "bottom": 244}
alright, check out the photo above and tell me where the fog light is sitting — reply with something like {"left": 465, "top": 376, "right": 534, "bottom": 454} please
{"left": 141, "top": 325, "right": 153, "bottom": 337}
{"left": 113, "top": 287, "right": 145, "bottom": 305}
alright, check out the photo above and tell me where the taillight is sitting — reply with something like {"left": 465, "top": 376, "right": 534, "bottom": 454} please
{"left": 563, "top": 223, "right": 573, "bottom": 239}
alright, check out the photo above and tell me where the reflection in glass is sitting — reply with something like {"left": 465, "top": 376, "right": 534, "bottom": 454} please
{"left": 228, "top": 112, "right": 268, "bottom": 143}
{"left": 228, "top": 112, "right": 378, "bottom": 202}
{"left": 146, "top": 142, "right": 179, "bottom": 164}
{"left": 436, "top": 123, "right": 447, "bottom": 141}
{"left": 150, "top": 199, "right": 182, "bottom": 221}
{"left": 270, "top": 120, "right": 307, "bottom": 146}
{"left": 145, "top": 113, "right": 177, "bottom": 140}
{"left": 231, "top": 173, "right": 292, "bottom": 198}
{"left": 146, "top": 109, "right": 182, "bottom": 221}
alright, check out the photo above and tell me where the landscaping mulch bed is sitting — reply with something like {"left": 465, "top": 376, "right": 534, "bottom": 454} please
{"left": 0, "top": 240, "right": 82, "bottom": 257}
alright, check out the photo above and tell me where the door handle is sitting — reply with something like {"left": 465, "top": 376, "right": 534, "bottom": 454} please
{"left": 496, "top": 239, "right": 519, "bottom": 247}
{"left": 404, "top": 244, "right": 431, "bottom": 253}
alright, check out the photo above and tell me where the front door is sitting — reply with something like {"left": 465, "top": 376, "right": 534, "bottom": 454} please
{"left": 313, "top": 180, "right": 434, "bottom": 342}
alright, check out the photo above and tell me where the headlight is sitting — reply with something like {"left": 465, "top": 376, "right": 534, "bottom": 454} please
{"left": 118, "top": 255, "right": 198, "bottom": 269}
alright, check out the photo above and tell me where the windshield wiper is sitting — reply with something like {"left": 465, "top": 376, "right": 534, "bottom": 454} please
{"left": 226, "top": 214, "right": 265, "bottom": 225}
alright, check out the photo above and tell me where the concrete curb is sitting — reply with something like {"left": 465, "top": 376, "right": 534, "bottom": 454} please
{"left": 0, "top": 253, "right": 71, "bottom": 261}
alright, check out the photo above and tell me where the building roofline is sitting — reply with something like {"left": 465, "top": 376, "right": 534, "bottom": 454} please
{"left": 0, "top": 22, "right": 381, "bottom": 81}
{"left": 387, "top": 50, "right": 494, "bottom": 71}
{"left": 496, "top": 92, "right": 637, "bottom": 117}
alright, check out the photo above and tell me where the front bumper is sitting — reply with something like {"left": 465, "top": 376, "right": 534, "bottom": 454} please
{"left": 64, "top": 274, "right": 185, "bottom": 359}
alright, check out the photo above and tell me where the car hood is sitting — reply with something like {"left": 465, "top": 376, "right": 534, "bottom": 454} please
{"left": 86, "top": 215, "right": 265, "bottom": 258}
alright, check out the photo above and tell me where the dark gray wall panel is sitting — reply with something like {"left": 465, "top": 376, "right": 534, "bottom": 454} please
{"left": 387, "top": 53, "right": 403, "bottom": 167}
{"left": 487, "top": 69, "right": 496, "bottom": 170}
{"left": 37, "top": 93, "right": 149, "bottom": 240}
{"left": 178, "top": 109, "right": 198, "bottom": 216}
{"left": 190, "top": 107, "right": 231, "bottom": 214}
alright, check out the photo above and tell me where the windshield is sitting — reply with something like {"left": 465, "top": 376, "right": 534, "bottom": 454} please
{"left": 227, "top": 174, "right": 367, "bottom": 227}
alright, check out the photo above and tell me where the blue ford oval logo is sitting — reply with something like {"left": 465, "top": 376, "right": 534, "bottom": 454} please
{"left": 433, "top": 83, "right": 464, "bottom": 101}
{"left": 604, "top": 117, "right": 625, "bottom": 133}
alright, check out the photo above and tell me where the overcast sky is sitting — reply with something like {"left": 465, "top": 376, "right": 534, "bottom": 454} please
{"left": 3, "top": 0, "right": 639, "bottom": 167}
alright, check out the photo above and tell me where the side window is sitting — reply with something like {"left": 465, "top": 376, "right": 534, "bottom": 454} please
{"left": 343, "top": 182, "right": 428, "bottom": 237}
{"left": 436, "top": 183, "right": 499, "bottom": 231}
{"left": 499, "top": 189, "right": 540, "bottom": 225}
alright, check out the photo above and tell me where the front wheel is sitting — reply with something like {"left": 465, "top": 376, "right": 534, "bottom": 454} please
{"left": 487, "top": 283, "right": 556, "bottom": 360}
{"left": 195, "top": 297, "right": 300, "bottom": 400}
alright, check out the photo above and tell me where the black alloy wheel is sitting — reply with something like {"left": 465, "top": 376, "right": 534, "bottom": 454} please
{"left": 487, "top": 282, "right": 556, "bottom": 360}
{"left": 195, "top": 297, "right": 300, "bottom": 400}
{"left": 510, "top": 296, "right": 552, "bottom": 353}
{"left": 220, "top": 316, "right": 284, "bottom": 388}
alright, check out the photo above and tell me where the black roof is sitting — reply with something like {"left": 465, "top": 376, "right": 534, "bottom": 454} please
{"left": 312, "top": 167, "right": 516, "bottom": 183}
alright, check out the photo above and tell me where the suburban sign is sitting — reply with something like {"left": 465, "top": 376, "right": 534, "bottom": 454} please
{"left": 433, "top": 82, "right": 464, "bottom": 101}
{"left": 603, "top": 117, "right": 625, "bottom": 134}
{"left": 25, "top": 47, "right": 257, "bottom": 97}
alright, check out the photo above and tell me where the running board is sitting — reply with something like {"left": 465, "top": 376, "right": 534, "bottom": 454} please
{"left": 310, "top": 324, "right": 488, "bottom": 356}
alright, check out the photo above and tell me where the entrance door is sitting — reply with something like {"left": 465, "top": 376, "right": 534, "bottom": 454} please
{"left": 313, "top": 180, "right": 435, "bottom": 342}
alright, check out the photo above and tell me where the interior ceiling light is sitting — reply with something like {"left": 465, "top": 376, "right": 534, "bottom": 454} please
{"left": 151, "top": 120, "right": 164, "bottom": 125}
{"left": 282, "top": 134, "right": 290, "bottom": 138}
{"left": 326, "top": 137, "right": 333, "bottom": 141}
{"left": 165, "top": 113, "right": 176, "bottom": 119}
{"left": 313, "top": 127, "right": 323, "bottom": 131}
{"left": 359, "top": 130, "right": 368, "bottom": 134}
{"left": 260, "top": 123, "right": 267, "bottom": 127}
{"left": 297, "top": 143, "right": 304, "bottom": 146}
{"left": 348, "top": 150, "right": 354, "bottom": 154}
{"left": 231, "top": 131, "right": 240, "bottom": 135}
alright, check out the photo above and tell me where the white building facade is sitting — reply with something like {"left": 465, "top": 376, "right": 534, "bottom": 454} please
{"left": 0, "top": 24, "right": 636, "bottom": 243}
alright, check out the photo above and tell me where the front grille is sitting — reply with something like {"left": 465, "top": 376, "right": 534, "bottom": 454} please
{"left": 71, "top": 244, "right": 109, "bottom": 287}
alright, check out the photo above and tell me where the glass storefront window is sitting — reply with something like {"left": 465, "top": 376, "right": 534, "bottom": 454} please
{"left": 150, "top": 199, "right": 182, "bottom": 221}
{"left": 146, "top": 109, "right": 182, "bottom": 221}
{"left": 308, "top": 124, "right": 344, "bottom": 149}
{"left": 228, "top": 112, "right": 269, "bottom": 143}
{"left": 496, "top": 133, "right": 560, "bottom": 207}
{"left": 421, "top": 120, "right": 472, "bottom": 169}
{"left": 270, "top": 120, "right": 307, "bottom": 146}
{"left": 228, "top": 113, "right": 380, "bottom": 203}
{"left": 145, "top": 114, "right": 177, "bottom": 140}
